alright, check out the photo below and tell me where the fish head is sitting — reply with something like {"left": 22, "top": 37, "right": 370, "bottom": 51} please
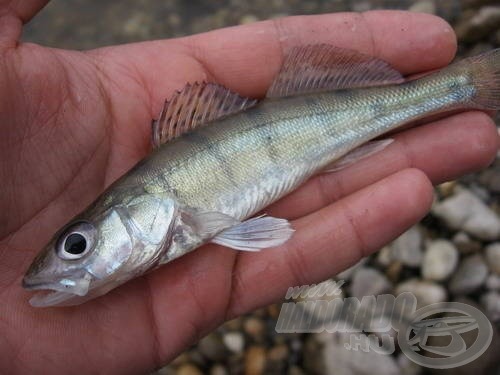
{"left": 23, "top": 193, "right": 177, "bottom": 307}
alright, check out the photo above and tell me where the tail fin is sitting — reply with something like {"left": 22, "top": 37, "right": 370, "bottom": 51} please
{"left": 466, "top": 48, "right": 500, "bottom": 109}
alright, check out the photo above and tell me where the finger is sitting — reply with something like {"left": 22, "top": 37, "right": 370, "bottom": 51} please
{"left": 4, "top": 1, "right": 50, "bottom": 22}
{"left": 266, "top": 111, "right": 499, "bottom": 220}
{"left": 98, "top": 11, "right": 457, "bottom": 108}
{"left": 0, "top": 1, "right": 49, "bottom": 48}
{"left": 227, "top": 168, "right": 433, "bottom": 316}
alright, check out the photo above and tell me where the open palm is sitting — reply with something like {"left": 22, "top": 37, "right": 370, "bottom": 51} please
{"left": 0, "top": 2, "right": 498, "bottom": 373}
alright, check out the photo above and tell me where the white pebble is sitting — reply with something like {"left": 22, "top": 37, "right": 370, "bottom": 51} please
{"left": 432, "top": 189, "right": 500, "bottom": 240}
{"left": 223, "top": 332, "right": 245, "bottom": 354}
{"left": 396, "top": 279, "right": 447, "bottom": 308}
{"left": 422, "top": 240, "right": 459, "bottom": 281}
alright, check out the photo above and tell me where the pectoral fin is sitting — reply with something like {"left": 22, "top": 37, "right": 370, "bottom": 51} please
{"left": 212, "top": 215, "right": 294, "bottom": 251}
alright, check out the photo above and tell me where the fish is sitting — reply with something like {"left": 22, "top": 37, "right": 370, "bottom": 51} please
{"left": 23, "top": 44, "right": 500, "bottom": 307}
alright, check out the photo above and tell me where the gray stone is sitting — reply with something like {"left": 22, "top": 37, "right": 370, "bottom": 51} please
{"left": 422, "top": 240, "right": 459, "bottom": 281}
{"left": 432, "top": 189, "right": 500, "bottom": 241}
{"left": 486, "top": 243, "right": 500, "bottom": 275}
{"left": 479, "top": 167, "right": 500, "bottom": 193}
{"left": 350, "top": 268, "right": 392, "bottom": 300}
{"left": 396, "top": 279, "right": 447, "bottom": 308}
{"left": 481, "top": 291, "right": 500, "bottom": 322}
{"left": 198, "top": 333, "right": 227, "bottom": 361}
{"left": 390, "top": 226, "right": 423, "bottom": 267}
{"left": 449, "top": 255, "right": 489, "bottom": 295}
{"left": 486, "top": 274, "right": 500, "bottom": 291}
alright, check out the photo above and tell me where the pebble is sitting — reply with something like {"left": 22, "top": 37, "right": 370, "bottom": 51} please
{"left": 422, "top": 240, "right": 459, "bottom": 281}
{"left": 480, "top": 291, "right": 500, "bottom": 321}
{"left": 397, "top": 353, "right": 423, "bottom": 375}
{"left": 177, "top": 364, "right": 203, "bottom": 375}
{"left": 198, "top": 334, "right": 227, "bottom": 361}
{"left": 224, "top": 317, "right": 243, "bottom": 331}
{"left": 349, "top": 267, "right": 392, "bottom": 300}
{"left": 479, "top": 167, "right": 500, "bottom": 193}
{"left": 288, "top": 365, "right": 306, "bottom": 375}
{"left": 244, "top": 346, "right": 266, "bottom": 375}
{"left": 455, "top": 6, "right": 500, "bottom": 43}
{"left": 223, "top": 332, "right": 245, "bottom": 354}
{"left": 432, "top": 189, "right": 500, "bottom": 241}
{"left": 390, "top": 226, "right": 423, "bottom": 267}
{"left": 452, "top": 231, "right": 482, "bottom": 254}
{"left": 336, "top": 258, "right": 367, "bottom": 280}
{"left": 486, "top": 243, "right": 500, "bottom": 275}
{"left": 376, "top": 246, "right": 392, "bottom": 267}
{"left": 486, "top": 274, "right": 500, "bottom": 291}
{"left": 243, "top": 317, "right": 266, "bottom": 343}
{"left": 449, "top": 254, "right": 489, "bottom": 295}
{"left": 156, "top": 366, "right": 176, "bottom": 375}
{"left": 320, "top": 332, "right": 400, "bottom": 375}
{"left": 386, "top": 261, "right": 403, "bottom": 283}
{"left": 265, "top": 344, "right": 289, "bottom": 373}
{"left": 409, "top": 0, "right": 437, "bottom": 15}
{"left": 437, "top": 181, "right": 457, "bottom": 198}
{"left": 396, "top": 279, "right": 447, "bottom": 308}
{"left": 239, "top": 14, "right": 259, "bottom": 24}
{"left": 209, "top": 364, "right": 228, "bottom": 375}
{"left": 170, "top": 352, "right": 189, "bottom": 366}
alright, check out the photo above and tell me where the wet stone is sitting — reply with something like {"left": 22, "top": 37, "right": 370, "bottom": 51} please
{"left": 486, "top": 242, "right": 500, "bottom": 275}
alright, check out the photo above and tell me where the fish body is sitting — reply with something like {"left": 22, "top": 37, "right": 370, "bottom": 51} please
{"left": 23, "top": 45, "right": 500, "bottom": 307}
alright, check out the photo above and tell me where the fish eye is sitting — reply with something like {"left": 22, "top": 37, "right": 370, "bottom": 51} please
{"left": 56, "top": 221, "right": 97, "bottom": 260}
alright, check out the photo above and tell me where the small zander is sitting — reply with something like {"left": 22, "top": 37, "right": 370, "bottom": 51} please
{"left": 23, "top": 45, "right": 500, "bottom": 307}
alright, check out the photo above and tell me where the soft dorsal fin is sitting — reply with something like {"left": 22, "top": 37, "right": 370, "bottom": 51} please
{"left": 266, "top": 44, "right": 404, "bottom": 98}
{"left": 152, "top": 82, "right": 258, "bottom": 147}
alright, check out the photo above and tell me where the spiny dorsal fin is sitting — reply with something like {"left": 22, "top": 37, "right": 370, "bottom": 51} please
{"left": 152, "top": 82, "right": 258, "bottom": 147}
{"left": 266, "top": 44, "right": 404, "bottom": 98}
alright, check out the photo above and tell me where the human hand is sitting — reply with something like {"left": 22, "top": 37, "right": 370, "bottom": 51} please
{"left": 0, "top": 2, "right": 498, "bottom": 373}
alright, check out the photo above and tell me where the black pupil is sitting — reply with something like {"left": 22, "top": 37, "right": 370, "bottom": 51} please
{"left": 64, "top": 233, "right": 87, "bottom": 255}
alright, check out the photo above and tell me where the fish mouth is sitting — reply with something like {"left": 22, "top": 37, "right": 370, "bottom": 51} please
{"left": 23, "top": 273, "right": 93, "bottom": 307}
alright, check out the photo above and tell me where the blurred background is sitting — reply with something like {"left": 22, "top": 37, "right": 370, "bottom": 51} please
{"left": 23, "top": 1, "right": 500, "bottom": 374}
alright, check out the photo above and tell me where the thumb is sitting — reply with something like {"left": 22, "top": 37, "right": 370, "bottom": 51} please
{"left": 0, "top": 0, "right": 50, "bottom": 48}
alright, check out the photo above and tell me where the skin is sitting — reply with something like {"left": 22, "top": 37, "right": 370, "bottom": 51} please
{"left": 0, "top": 1, "right": 498, "bottom": 373}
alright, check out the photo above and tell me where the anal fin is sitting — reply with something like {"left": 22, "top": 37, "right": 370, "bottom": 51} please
{"left": 323, "top": 139, "right": 394, "bottom": 173}
{"left": 267, "top": 44, "right": 404, "bottom": 98}
{"left": 152, "top": 82, "right": 258, "bottom": 147}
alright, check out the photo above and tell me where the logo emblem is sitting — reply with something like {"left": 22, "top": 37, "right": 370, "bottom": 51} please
{"left": 399, "top": 302, "right": 493, "bottom": 369}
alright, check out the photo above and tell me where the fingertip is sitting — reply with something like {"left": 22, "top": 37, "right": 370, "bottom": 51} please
{"left": 363, "top": 10, "right": 457, "bottom": 73}
{"left": 396, "top": 168, "right": 434, "bottom": 218}
{"left": 463, "top": 111, "right": 499, "bottom": 170}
